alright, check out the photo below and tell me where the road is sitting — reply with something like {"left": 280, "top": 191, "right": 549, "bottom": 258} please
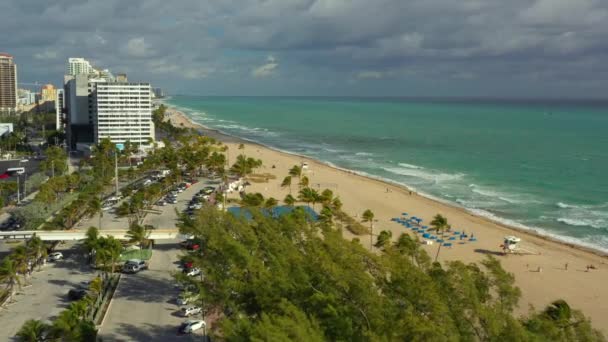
{"left": 0, "top": 241, "right": 95, "bottom": 340}
{"left": 98, "top": 240, "right": 203, "bottom": 341}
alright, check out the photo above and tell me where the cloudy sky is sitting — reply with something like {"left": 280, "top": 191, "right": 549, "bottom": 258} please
{"left": 2, "top": 0, "right": 607, "bottom": 98}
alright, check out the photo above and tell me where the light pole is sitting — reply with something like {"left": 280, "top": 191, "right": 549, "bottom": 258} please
{"left": 16, "top": 174, "right": 20, "bottom": 204}
{"left": 114, "top": 150, "right": 119, "bottom": 196}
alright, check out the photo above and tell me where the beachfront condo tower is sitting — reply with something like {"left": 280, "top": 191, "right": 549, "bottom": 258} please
{"left": 92, "top": 82, "right": 154, "bottom": 147}
{"left": 66, "top": 57, "right": 95, "bottom": 76}
{"left": 0, "top": 53, "right": 18, "bottom": 114}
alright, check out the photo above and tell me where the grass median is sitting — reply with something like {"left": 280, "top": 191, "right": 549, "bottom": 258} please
{"left": 119, "top": 249, "right": 152, "bottom": 262}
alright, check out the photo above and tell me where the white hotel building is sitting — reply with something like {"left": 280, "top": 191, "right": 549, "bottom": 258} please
{"left": 93, "top": 82, "right": 154, "bottom": 146}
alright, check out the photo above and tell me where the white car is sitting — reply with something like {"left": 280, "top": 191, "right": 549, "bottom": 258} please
{"left": 48, "top": 252, "right": 63, "bottom": 261}
{"left": 177, "top": 294, "right": 196, "bottom": 305}
{"left": 178, "top": 320, "right": 206, "bottom": 334}
{"left": 20, "top": 159, "right": 29, "bottom": 163}
{"left": 181, "top": 306, "right": 202, "bottom": 317}
{"left": 186, "top": 267, "right": 201, "bottom": 277}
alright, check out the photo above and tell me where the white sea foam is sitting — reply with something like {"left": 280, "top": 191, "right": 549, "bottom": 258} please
{"left": 554, "top": 202, "right": 608, "bottom": 230}
{"left": 398, "top": 162, "right": 423, "bottom": 169}
{"left": 557, "top": 202, "right": 572, "bottom": 209}
{"left": 355, "top": 152, "right": 374, "bottom": 156}
{"left": 383, "top": 166, "right": 464, "bottom": 183}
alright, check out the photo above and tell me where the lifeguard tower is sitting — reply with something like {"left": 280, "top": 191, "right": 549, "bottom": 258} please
{"left": 502, "top": 236, "right": 521, "bottom": 253}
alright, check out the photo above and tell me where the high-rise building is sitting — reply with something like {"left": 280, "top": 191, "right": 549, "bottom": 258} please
{"left": 93, "top": 82, "right": 154, "bottom": 146}
{"left": 152, "top": 87, "right": 164, "bottom": 98}
{"left": 56, "top": 89, "right": 64, "bottom": 130}
{"left": 64, "top": 74, "right": 96, "bottom": 146}
{"left": 41, "top": 84, "right": 57, "bottom": 102}
{"left": 67, "top": 57, "right": 95, "bottom": 76}
{"left": 0, "top": 53, "right": 18, "bottom": 114}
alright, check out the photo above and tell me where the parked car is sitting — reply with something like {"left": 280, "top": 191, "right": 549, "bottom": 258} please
{"left": 186, "top": 267, "right": 201, "bottom": 277}
{"left": 188, "top": 203, "right": 203, "bottom": 210}
{"left": 123, "top": 259, "right": 148, "bottom": 273}
{"left": 107, "top": 195, "right": 123, "bottom": 202}
{"left": 178, "top": 320, "right": 206, "bottom": 334}
{"left": 48, "top": 252, "right": 63, "bottom": 261}
{"left": 183, "top": 241, "right": 200, "bottom": 251}
{"left": 177, "top": 292, "right": 197, "bottom": 305}
{"left": 167, "top": 197, "right": 178, "bottom": 204}
{"left": 181, "top": 306, "right": 202, "bottom": 317}
{"left": 67, "top": 289, "right": 88, "bottom": 301}
{"left": 157, "top": 199, "right": 167, "bottom": 206}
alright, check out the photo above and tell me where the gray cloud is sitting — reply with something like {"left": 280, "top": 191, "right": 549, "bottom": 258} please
{"left": 2, "top": 0, "right": 607, "bottom": 97}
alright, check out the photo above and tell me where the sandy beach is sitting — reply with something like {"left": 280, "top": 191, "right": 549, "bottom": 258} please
{"left": 164, "top": 106, "right": 608, "bottom": 331}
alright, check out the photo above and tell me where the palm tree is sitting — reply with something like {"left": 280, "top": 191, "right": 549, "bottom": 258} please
{"left": 10, "top": 245, "right": 31, "bottom": 279}
{"left": 26, "top": 235, "right": 47, "bottom": 271}
{"left": 362, "top": 209, "right": 375, "bottom": 250}
{"left": 332, "top": 197, "right": 343, "bottom": 211}
{"left": 240, "top": 193, "right": 265, "bottom": 207}
{"left": 298, "top": 187, "right": 317, "bottom": 208}
{"left": 0, "top": 257, "right": 23, "bottom": 303}
{"left": 16, "top": 319, "right": 50, "bottom": 342}
{"left": 97, "top": 236, "right": 123, "bottom": 275}
{"left": 281, "top": 176, "right": 292, "bottom": 194}
{"left": 318, "top": 205, "right": 333, "bottom": 226}
{"left": 320, "top": 189, "right": 333, "bottom": 205}
{"left": 375, "top": 230, "right": 393, "bottom": 249}
{"left": 288, "top": 165, "right": 302, "bottom": 180}
{"left": 284, "top": 194, "right": 296, "bottom": 207}
{"left": 126, "top": 223, "right": 151, "bottom": 250}
{"left": 264, "top": 197, "right": 278, "bottom": 209}
{"left": 87, "top": 196, "right": 102, "bottom": 230}
{"left": 299, "top": 175, "right": 309, "bottom": 189}
{"left": 230, "top": 154, "right": 262, "bottom": 178}
{"left": 430, "top": 214, "right": 449, "bottom": 261}
{"left": 83, "top": 226, "right": 99, "bottom": 265}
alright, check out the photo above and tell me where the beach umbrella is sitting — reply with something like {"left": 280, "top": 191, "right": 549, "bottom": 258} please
{"left": 402, "top": 212, "right": 408, "bottom": 216}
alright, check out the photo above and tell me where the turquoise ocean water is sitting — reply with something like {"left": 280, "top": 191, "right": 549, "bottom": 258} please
{"left": 166, "top": 96, "right": 608, "bottom": 252}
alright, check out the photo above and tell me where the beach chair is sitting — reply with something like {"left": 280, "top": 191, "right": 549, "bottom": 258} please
{"left": 437, "top": 239, "right": 444, "bottom": 243}
{"left": 469, "top": 237, "right": 477, "bottom": 242}
{"left": 430, "top": 236, "right": 437, "bottom": 240}
{"left": 422, "top": 233, "right": 430, "bottom": 239}
{"left": 448, "top": 237, "right": 456, "bottom": 241}
{"left": 443, "top": 243, "right": 453, "bottom": 247}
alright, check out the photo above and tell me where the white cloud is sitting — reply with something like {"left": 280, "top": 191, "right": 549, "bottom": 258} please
{"left": 251, "top": 55, "right": 279, "bottom": 78}
{"left": 126, "top": 37, "right": 149, "bottom": 57}
{"left": 34, "top": 50, "right": 58, "bottom": 60}
{"left": 183, "top": 67, "right": 215, "bottom": 79}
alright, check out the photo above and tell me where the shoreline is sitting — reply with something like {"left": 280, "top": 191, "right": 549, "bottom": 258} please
{"left": 162, "top": 103, "right": 608, "bottom": 330}
{"left": 164, "top": 103, "right": 607, "bottom": 259}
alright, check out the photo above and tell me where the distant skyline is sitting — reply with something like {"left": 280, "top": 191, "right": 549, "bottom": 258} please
{"left": 2, "top": 0, "right": 608, "bottom": 98}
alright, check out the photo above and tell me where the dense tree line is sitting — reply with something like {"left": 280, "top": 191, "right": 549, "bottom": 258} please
{"left": 178, "top": 205, "right": 604, "bottom": 341}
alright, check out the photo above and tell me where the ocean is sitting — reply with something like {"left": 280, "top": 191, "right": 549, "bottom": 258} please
{"left": 166, "top": 96, "right": 608, "bottom": 252}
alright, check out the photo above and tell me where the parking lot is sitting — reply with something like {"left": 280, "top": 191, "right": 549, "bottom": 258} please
{"left": 98, "top": 240, "right": 204, "bottom": 341}
{"left": 0, "top": 241, "right": 95, "bottom": 340}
